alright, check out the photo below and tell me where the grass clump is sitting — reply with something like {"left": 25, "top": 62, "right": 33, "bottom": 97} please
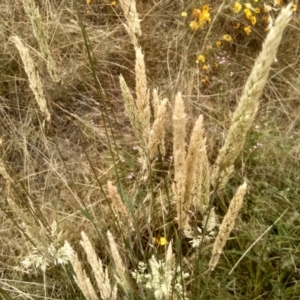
{"left": 0, "top": 0, "right": 299, "bottom": 299}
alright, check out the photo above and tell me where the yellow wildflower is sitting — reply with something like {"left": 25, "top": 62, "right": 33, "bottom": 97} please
{"left": 254, "top": 7, "right": 260, "bottom": 13}
{"left": 292, "top": 4, "right": 297, "bottom": 12}
{"left": 232, "top": 2, "right": 242, "bottom": 13}
{"left": 244, "top": 8, "right": 252, "bottom": 19}
{"left": 153, "top": 237, "right": 167, "bottom": 246}
{"left": 199, "top": 10, "right": 211, "bottom": 25}
{"left": 202, "top": 65, "right": 209, "bottom": 71}
{"left": 111, "top": 1, "right": 117, "bottom": 6}
{"left": 223, "top": 34, "right": 232, "bottom": 42}
{"left": 181, "top": 11, "right": 187, "bottom": 17}
{"left": 190, "top": 21, "right": 200, "bottom": 30}
{"left": 197, "top": 54, "right": 206, "bottom": 63}
{"left": 202, "top": 5, "right": 210, "bottom": 12}
{"left": 244, "top": 26, "right": 251, "bottom": 35}
{"left": 216, "top": 40, "right": 222, "bottom": 47}
{"left": 192, "top": 8, "right": 202, "bottom": 18}
{"left": 251, "top": 16, "right": 257, "bottom": 25}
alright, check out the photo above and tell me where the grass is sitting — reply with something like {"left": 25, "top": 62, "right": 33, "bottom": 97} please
{"left": 0, "top": 0, "right": 299, "bottom": 299}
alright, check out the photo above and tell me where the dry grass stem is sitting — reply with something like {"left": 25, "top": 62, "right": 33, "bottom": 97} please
{"left": 172, "top": 92, "right": 188, "bottom": 229}
{"left": 80, "top": 232, "right": 117, "bottom": 300}
{"left": 22, "top": 0, "right": 58, "bottom": 82}
{"left": 211, "top": 4, "right": 293, "bottom": 190}
{"left": 11, "top": 35, "right": 51, "bottom": 123}
{"left": 209, "top": 182, "right": 247, "bottom": 271}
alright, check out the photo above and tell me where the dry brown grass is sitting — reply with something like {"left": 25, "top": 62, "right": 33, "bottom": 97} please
{"left": 0, "top": 0, "right": 299, "bottom": 299}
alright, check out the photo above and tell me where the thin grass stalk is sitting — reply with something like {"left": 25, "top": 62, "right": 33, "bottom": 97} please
{"left": 211, "top": 4, "right": 293, "bottom": 190}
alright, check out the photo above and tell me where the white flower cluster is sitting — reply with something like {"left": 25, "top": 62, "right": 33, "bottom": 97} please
{"left": 132, "top": 251, "right": 189, "bottom": 300}
{"left": 22, "top": 221, "right": 71, "bottom": 272}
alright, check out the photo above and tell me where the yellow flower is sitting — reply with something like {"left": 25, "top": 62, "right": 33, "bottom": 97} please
{"left": 197, "top": 54, "right": 206, "bottom": 63}
{"left": 111, "top": 1, "right": 117, "bottom": 6}
{"left": 244, "top": 8, "right": 252, "bottom": 19}
{"left": 190, "top": 21, "right": 200, "bottom": 30}
{"left": 216, "top": 40, "right": 222, "bottom": 47}
{"left": 192, "top": 8, "right": 202, "bottom": 18}
{"left": 202, "top": 5, "right": 210, "bottom": 12}
{"left": 244, "top": 26, "right": 251, "bottom": 35}
{"left": 232, "top": 2, "right": 242, "bottom": 13}
{"left": 153, "top": 237, "right": 167, "bottom": 246}
{"left": 292, "top": 4, "right": 297, "bottom": 12}
{"left": 251, "top": 16, "right": 257, "bottom": 25}
{"left": 254, "top": 7, "right": 260, "bottom": 13}
{"left": 202, "top": 65, "right": 209, "bottom": 71}
{"left": 245, "top": 2, "right": 253, "bottom": 9}
{"left": 181, "top": 11, "right": 187, "bottom": 17}
{"left": 86, "top": 0, "right": 92, "bottom": 4}
{"left": 199, "top": 10, "right": 211, "bottom": 24}
{"left": 223, "top": 34, "right": 232, "bottom": 42}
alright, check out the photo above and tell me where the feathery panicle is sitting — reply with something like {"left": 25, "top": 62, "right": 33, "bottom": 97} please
{"left": 151, "top": 89, "right": 167, "bottom": 157}
{"left": 22, "top": 0, "right": 58, "bottom": 82}
{"left": 65, "top": 242, "right": 98, "bottom": 300}
{"left": 119, "top": 74, "right": 141, "bottom": 140}
{"left": 211, "top": 4, "right": 293, "bottom": 190}
{"left": 80, "top": 232, "right": 117, "bottom": 300}
{"left": 196, "top": 143, "right": 210, "bottom": 214}
{"left": 107, "top": 230, "right": 130, "bottom": 293}
{"left": 107, "top": 181, "right": 134, "bottom": 232}
{"left": 173, "top": 93, "right": 188, "bottom": 229}
{"left": 209, "top": 182, "right": 247, "bottom": 271}
{"left": 184, "top": 115, "right": 204, "bottom": 214}
{"left": 119, "top": 0, "right": 141, "bottom": 47}
{"left": 132, "top": 241, "right": 189, "bottom": 299}
{"left": 135, "top": 47, "right": 151, "bottom": 146}
{"left": 148, "top": 98, "right": 168, "bottom": 160}
{"left": 11, "top": 36, "right": 51, "bottom": 123}
{"left": 152, "top": 88, "right": 160, "bottom": 117}
{"left": 0, "top": 159, "right": 13, "bottom": 182}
